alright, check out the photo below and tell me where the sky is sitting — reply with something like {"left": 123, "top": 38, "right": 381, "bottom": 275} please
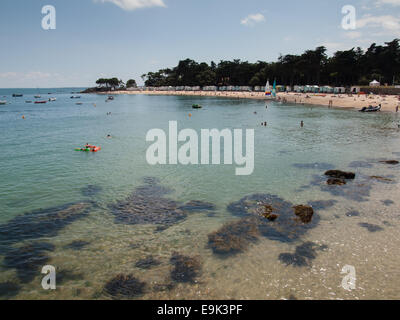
{"left": 0, "top": 0, "right": 399, "bottom": 88}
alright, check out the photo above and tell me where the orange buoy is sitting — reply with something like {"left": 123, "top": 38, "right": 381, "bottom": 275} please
{"left": 22, "top": 115, "right": 25, "bottom": 119}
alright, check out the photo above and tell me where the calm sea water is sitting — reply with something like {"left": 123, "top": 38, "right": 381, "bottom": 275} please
{"left": 0, "top": 88, "right": 400, "bottom": 300}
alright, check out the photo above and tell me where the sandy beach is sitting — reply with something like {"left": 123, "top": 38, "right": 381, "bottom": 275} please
{"left": 104, "top": 90, "right": 400, "bottom": 113}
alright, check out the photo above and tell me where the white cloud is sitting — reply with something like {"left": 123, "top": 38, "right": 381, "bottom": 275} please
{"left": 375, "top": 0, "right": 400, "bottom": 6}
{"left": 357, "top": 14, "right": 400, "bottom": 33}
{"left": 94, "top": 0, "right": 166, "bottom": 11}
{"left": 241, "top": 13, "right": 265, "bottom": 26}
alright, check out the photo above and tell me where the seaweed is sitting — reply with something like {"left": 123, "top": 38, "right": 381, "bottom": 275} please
{"left": 170, "top": 252, "right": 202, "bottom": 283}
{"left": 178, "top": 200, "right": 216, "bottom": 212}
{"left": 135, "top": 256, "right": 161, "bottom": 270}
{"left": 0, "top": 202, "right": 92, "bottom": 245}
{"left": 279, "top": 242, "right": 327, "bottom": 267}
{"left": 3, "top": 242, "right": 55, "bottom": 283}
{"left": 207, "top": 218, "right": 259, "bottom": 256}
{"left": 104, "top": 274, "right": 146, "bottom": 299}
{"left": 65, "top": 240, "right": 90, "bottom": 250}
{"left": 0, "top": 282, "right": 21, "bottom": 299}
{"left": 382, "top": 200, "right": 394, "bottom": 207}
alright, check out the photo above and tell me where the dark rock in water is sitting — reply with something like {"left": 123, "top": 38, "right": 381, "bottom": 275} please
{"left": 0, "top": 282, "right": 21, "bottom": 299}
{"left": 325, "top": 170, "right": 355, "bottom": 180}
{"left": 293, "top": 205, "right": 314, "bottom": 224}
{"left": 382, "top": 200, "right": 394, "bottom": 207}
{"left": 227, "top": 194, "right": 320, "bottom": 243}
{"left": 81, "top": 185, "right": 102, "bottom": 197}
{"left": 0, "top": 202, "right": 92, "bottom": 245}
{"left": 292, "top": 163, "right": 335, "bottom": 170}
{"left": 348, "top": 161, "right": 373, "bottom": 168}
{"left": 279, "top": 242, "right": 327, "bottom": 267}
{"left": 104, "top": 274, "right": 146, "bottom": 299}
{"left": 65, "top": 240, "right": 90, "bottom": 250}
{"left": 135, "top": 256, "right": 161, "bottom": 269}
{"left": 308, "top": 200, "right": 337, "bottom": 210}
{"left": 56, "top": 269, "right": 85, "bottom": 285}
{"left": 207, "top": 218, "right": 259, "bottom": 256}
{"left": 178, "top": 200, "right": 216, "bottom": 212}
{"left": 170, "top": 252, "right": 201, "bottom": 283}
{"left": 359, "top": 223, "right": 383, "bottom": 232}
{"left": 379, "top": 160, "right": 399, "bottom": 165}
{"left": 110, "top": 178, "right": 214, "bottom": 229}
{"left": 3, "top": 242, "right": 55, "bottom": 283}
{"left": 110, "top": 178, "right": 184, "bottom": 227}
{"left": 262, "top": 205, "right": 279, "bottom": 221}
{"left": 346, "top": 211, "right": 360, "bottom": 217}
{"left": 327, "top": 178, "right": 347, "bottom": 186}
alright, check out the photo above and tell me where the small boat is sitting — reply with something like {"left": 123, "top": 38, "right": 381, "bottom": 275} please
{"left": 107, "top": 96, "right": 114, "bottom": 100}
{"left": 34, "top": 95, "right": 41, "bottom": 99}
{"left": 48, "top": 98, "right": 56, "bottom": 102}
{"left": 0, "top": 100, "right": 7, "bottom": 105}
{"left": 12, "top": 94, "right": 23, "bottom": 97}
{"left": 25, "top": 100, "right": 32, "bottom": 103}
{"left": 192, "top": 104, "right": 202, "bottom": 109}
{"left": 71, "top": 96, "right": 81, "bottom": 99}
{"left": 76, "top": 102, "right": 83, "bottom": 105}
{"left": 34, "top": 100, "right": 47, "bottom": 104}
{"left": 359, "top": 105, "right": 381, "bottom": 113}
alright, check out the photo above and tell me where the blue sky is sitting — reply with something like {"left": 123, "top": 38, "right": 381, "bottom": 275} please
{"left": 0, "top": 0, "right": 399, "bottom": 87}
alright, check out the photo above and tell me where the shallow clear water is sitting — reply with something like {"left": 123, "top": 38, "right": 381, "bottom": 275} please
{"left": 0, "top": 89, "right": 400, "bottom": 300}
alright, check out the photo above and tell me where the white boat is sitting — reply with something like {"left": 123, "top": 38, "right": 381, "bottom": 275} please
{"left": 34, "top": 95, "right": 41, "bottom": 99}
{"left": 0, "top": 100, "right": 7, "bottom": 105}
{"left": 49, "top": 97, "right": 56, "bottom": 102}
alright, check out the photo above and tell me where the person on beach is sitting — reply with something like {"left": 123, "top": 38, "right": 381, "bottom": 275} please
{"left": 301, "top": 121, "right": 304, "bottom": 128}
{"left": 396, "top": 105, "right": 399, "bottom": 113}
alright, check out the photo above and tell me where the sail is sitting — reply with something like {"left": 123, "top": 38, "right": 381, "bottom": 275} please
{"left": 272, "top": 79, "right": 277, "bottom": 98}
{"left": 265, "top": 80, "right": 271, "bottom": 96}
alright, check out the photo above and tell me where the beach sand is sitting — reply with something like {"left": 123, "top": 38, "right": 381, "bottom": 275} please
{"left": 103, "top": 90, "right": 400, "bottom": 112}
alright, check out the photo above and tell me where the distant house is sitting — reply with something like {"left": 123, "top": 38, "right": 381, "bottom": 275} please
{"left": 334, "top": 87, "right": 346, "bottom": 94}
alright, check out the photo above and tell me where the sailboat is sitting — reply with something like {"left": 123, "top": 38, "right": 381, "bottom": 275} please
{"left": 265, "top": 80, "right": 273, "bottom": 100}
{"left": 272, "top": 79, "right": 277, "bottom": 98}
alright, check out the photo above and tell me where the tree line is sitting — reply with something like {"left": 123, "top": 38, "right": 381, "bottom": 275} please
{"left": 140, "top": 39, "right": 400, "bottom": 88}
{"left": 95, "top": 78, "right": 137, "bottom": 90}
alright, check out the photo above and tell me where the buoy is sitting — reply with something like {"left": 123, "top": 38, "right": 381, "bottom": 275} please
{"left": 189, "top": 113, "right": 192, "bottom": 118}
{"left": 22, "top": 115, "right": 25, "bottom": 119}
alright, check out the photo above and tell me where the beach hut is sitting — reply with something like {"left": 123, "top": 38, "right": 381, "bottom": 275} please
{"left": 350, "top": 86, "right": 361, "bottom": 94}
{"left": 369, "top": 80, "right": 380, "bottom": 87}
{"left": 334, "top": 87, "right": 346, "bottom": 94}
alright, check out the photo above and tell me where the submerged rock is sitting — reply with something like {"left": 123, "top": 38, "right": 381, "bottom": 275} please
{"left": 110, "top": 178, "right": 215, "bottom": 228}
{"left": 207, "top": 218, "right": 259, "bottom": 256}
{"left": 327, "top": 178, "right": 347, "bottom": 186}
{"left": 226, "top": 194, "right": 319, "bottom": 244}
{"left": 370, "top": 176, "right": 394, "bottom": 183}
{"left": 170, "top": 252, "right": 202, "bottom": 283}
{"left": 279, "top": 242, "right": 327, "bottom": 267}
{"left": 0, "top": 282, "right": 21, "bottom": 299}
{"left": 104, "top": 274, "right": 146, "bottom": 299}
{"left": 325, "top": 170, "right": 355, "bottom": 180}
{"left": 379, "top": 160, "right": 399, "bottom": 165}
{"left": 359, "top": 223, "right": 383, "bottom": 232}
{"left": 293, "top": 205, "right": 314, "bottom": 224}
{"left": 3, "top": 242, "right": 55, "bottom": 283}
{"left": 0, "top": 202, "right": 92, "bottom": 245}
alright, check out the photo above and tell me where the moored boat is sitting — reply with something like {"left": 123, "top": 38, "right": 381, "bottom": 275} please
{"left": 34, "top": 100, "right": 47, "bottom": 104}
{"left": 359, "top": 104, "right": 381, "bottom": 113}
{"left": 12, "top": 94, "right": 23, "bottom": 97}
{"left": 0, "top": 100, "right": 7, "bottom": 105}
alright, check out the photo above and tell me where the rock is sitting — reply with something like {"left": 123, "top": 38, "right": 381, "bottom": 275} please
{"left": 327, "top": 178, "right": 347, "bottom": 186}
{"left": 293, "top": 205, "right": 314, "bottom": 224}
{"left": 266, "top": 214, "right": 279, "bottom": 221}
{"left": 262, "top": 205, "right": 279, "bottom": 221}
{"left": 379, "top": 160, "right": 399, "bottom": 165}
{"left": 325, "top": 170, "right": 355, "bottom": 180}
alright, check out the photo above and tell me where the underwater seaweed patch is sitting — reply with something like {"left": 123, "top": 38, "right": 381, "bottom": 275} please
{"left": 104, "top": 274, "right": 146, "bottom": 299}
{"left": 170, "top": 252, "right": 202, "bottom": 284}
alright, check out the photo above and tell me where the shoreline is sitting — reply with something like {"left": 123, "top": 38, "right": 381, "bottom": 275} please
{"left": 96, "top": 90, "right": 400, "bottom": 113}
